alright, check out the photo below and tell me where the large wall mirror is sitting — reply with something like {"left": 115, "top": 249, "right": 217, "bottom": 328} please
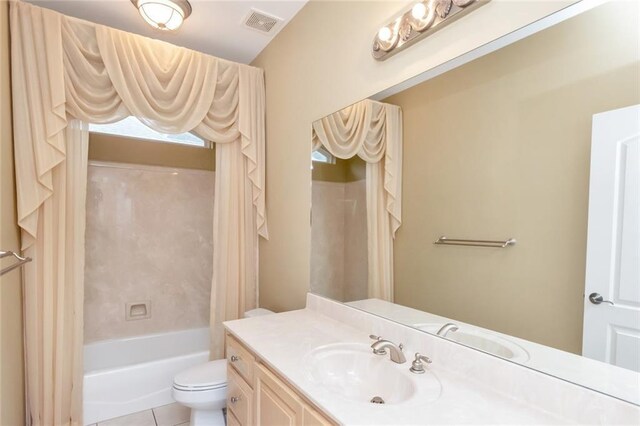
{"left": 309, "top": 1, "right": 639, "bottom": 405}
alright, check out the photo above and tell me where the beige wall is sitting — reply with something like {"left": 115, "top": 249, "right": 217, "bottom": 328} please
{"left": 0, "top": 0, "right": 25, "bottom": 424}
{"left": 252, "top": 0, "right": 575, "bottom": 312}
{"left": 312, "top": 156, "right": 366, "bottom": 183}
{"left": 385, "top": 2, "right": 639, "bottom": 354}
{"left": 89, "top": 133, "right": 215, "bottom": 171}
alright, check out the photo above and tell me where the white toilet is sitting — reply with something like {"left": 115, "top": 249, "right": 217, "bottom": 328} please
{"left": 173, "top": 308, "right": 274, "bottom": 425}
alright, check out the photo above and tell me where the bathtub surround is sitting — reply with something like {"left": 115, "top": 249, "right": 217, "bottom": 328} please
{"left": 344, "top": 180, "right": 368, "bottom": 301}
{"left": 311, "top": 180, "right": 367, "bottom": 301}
{"left": 310, "top": 182, "right": 346, "bottom": 301}
{"left": 84, "top": 162, "right": 214, "bottom": 342}
{"left": 10, "top": 2, "right": 266, "bottom": 424}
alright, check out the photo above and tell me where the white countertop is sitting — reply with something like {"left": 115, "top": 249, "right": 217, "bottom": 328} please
{"left": 224, "top": 308, "right": 571, "bottom": 425}
{"left": 348, "top": 298, "right": 640, "bottom": 406}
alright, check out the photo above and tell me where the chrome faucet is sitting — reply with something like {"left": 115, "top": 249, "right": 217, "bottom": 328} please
{"left": 370, "top": 336, "right": 406, "bottom": 364}
{"left": 436, "top": 323, "right": 459, "bottom": 337}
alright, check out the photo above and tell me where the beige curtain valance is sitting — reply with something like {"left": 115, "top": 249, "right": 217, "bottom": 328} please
{"left": 13, "top": 1, "right": 267, "bottom": 250}
{"left": 312, "top": 99, "right": 402, "bottom": 237}
{"left": 312, "top": 100, "right": 385, "bottom": 162}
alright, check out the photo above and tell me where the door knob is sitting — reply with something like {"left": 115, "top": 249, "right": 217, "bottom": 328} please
{"left": 588, "top": 292, "right": 614, "bottom": 306}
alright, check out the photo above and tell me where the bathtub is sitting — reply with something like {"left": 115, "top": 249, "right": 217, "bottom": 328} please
{"left": 83, "top": 327, "right": 210, "bottom": 425}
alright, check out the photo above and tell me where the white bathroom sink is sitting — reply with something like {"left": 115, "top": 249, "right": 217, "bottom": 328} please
{"left": 414, "top": 323, "right": 530, "bottom": 362}
{"left": 303, "top": 343, "right": 440, "bottom": 405}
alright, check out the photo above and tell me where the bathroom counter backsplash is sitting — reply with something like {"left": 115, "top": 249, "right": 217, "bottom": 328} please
{"left": 223, "top": 294, "right": 640, "bottom": 425}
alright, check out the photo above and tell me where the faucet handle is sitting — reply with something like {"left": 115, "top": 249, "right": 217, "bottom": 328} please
{"left": 369, "top": 334, "right": 382, "bottom": 341}
{"left": 409, "top": 352, "right": 432, "bottom": 374}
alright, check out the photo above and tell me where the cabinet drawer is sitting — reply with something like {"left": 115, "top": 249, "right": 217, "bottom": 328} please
{"left": 227, "top": 333, "right": 256, "bottom": 386}
{"left": 227, "top": 366, "right": 253, "bottom": 425}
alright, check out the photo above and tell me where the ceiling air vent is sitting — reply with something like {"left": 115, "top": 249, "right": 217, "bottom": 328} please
{"left": 243, "top": 9, "right": 282, "bottom": 34}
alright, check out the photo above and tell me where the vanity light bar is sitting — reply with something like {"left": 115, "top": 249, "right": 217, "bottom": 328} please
{"left": 372, "top": 0, "right": 490, "bottom": 61}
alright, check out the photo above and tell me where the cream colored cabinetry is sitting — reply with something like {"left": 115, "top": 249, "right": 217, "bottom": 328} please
{"left": 255, "top": 363, "right": 303, "bottom": 425}
{"left": 226, "top": 333, "right": 334, "bottom": 426}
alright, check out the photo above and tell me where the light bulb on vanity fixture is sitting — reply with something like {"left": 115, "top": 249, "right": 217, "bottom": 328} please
{"left": 377, "top": 26, "right": 393, "bottom": 42}
{"left": 411, "top": 2, "right": 428, "bottom": 20}
{"left": 131, "top": 0, "right": 192, "bottom": 31}
{"left": 372, "top": 0, "right": 490, "bottom": 61}
{"left": 374, "top": 20, "right": 401, "bottom": 53}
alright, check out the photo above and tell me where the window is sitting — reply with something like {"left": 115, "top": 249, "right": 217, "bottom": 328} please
{"left": 312, "top": 147, "right": 335, "bottom": 164}
{"left": 89, "top": 116, "right": 210, "bottom": 147}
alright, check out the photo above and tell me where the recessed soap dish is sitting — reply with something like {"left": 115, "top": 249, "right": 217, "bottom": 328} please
{"left": 126, "top": 301, "right": 151, "bottom": 321}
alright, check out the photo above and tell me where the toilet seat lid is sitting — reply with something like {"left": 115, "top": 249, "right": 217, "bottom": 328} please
{"left": 173, "top": 359, "right": 227, "bottom": 390}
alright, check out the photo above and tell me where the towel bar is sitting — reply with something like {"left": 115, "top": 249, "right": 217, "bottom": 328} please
{"left": 433, "top": 236, "right": 516, "bottom": 248}
{"left": 0, "top": 250, "right": 32, "bottom": 276}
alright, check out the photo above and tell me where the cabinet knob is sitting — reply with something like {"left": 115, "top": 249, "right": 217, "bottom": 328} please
{"left": 230, "top": 355, "right": 240, "bottom": 362}
{"left": 230, "top": 396, "right": 241, "bottom": 404}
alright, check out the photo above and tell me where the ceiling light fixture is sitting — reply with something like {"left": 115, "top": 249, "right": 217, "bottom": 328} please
{"left": 131, "top": 0, "right": 192, "bottom": 31}
{"left": 373, "top": 0, "right": 490, "bottom": 61}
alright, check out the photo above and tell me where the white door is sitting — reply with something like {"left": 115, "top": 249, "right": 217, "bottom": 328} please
{"left": 582, "top": 104, "right": 640, "bottom": 372}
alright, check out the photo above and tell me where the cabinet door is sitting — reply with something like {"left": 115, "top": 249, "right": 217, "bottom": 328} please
{"left": 302, "top": 405, "right": 333, "bottom": 426}
{"left": 227, "top": 409, "right": 242, "bottom": 426}
{"left": 255, "top": 364, "right": 303, "bottom": 426}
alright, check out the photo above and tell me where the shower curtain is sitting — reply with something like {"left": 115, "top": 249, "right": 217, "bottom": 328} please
{"left": 312, "top": 99, "right": 402, "bottom": 301}
{"left": 10, "top": 1, "right": 267, "bottom": 424}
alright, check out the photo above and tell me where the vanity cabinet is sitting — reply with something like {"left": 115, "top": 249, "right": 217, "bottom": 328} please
{"left": 226, "top": 333, "right": 334, "bottom": 426}
{"left": 255, "top": 363, "right": 302, "bottom": 425}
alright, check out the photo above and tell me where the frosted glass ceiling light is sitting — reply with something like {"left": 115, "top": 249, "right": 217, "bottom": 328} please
{"left": 132, "top": 0, "right": 192, "bottom": 31}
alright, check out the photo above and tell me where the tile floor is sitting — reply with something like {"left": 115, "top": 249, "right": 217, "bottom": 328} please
{"left": 88, "top": 403, "right": 226, "bottom": 426}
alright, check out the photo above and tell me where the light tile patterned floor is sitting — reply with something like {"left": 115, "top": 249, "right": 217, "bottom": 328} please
{"left": 92, "top": 402, "right": 225, "bottom": 426}
{"left": 153, "top": 403, "right": 191, "bottom": 426}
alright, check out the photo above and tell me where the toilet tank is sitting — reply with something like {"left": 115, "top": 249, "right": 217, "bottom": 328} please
{"left": 243, "top": 308, "right": 274, "bottom": 318}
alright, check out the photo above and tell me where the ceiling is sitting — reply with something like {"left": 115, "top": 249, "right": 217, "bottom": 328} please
{"left": 26, "top": 0, "right": 308, "bottom": 64}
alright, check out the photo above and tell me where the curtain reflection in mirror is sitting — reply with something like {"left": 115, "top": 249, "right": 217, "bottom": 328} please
{"left": 311, "top": 99, "right": 402, "bottom": 301}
